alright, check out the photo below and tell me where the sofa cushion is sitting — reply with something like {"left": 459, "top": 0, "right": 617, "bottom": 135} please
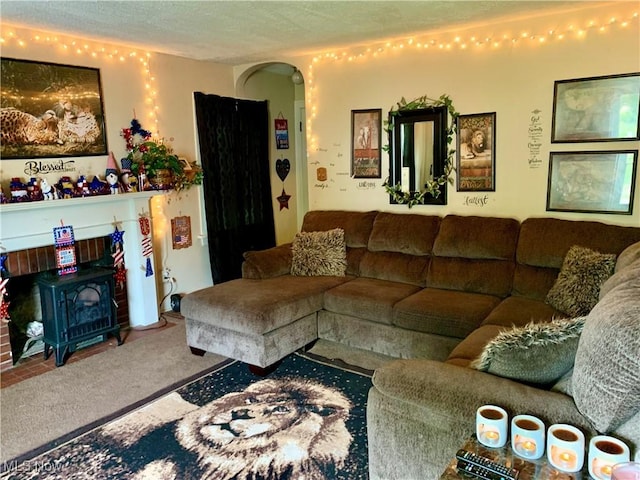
{"left": 572, "top": 276, "right": 640, "bottom": 433}
{"left": 471, "top": 316, "right": 586, "bottom": 386}
{"left": 359, "top": 251, "right": 430, "bottom": 287}
{"left": 428, "top": 215, "right": 519, "bottom": 297}
{"left": 446, "top": 324, "right": 505, "bottom": 367}
{"left": 323, "top": 277, "right": 421, "bottom": 325}
{"left": 367, "top": 212, "right": 440, "bottom": 255}
{"left": 599, "top": 258, "right": 640, "bottom": 300}
{"left": 614, "top": 240, "right": 640, "bottom": 273}
{"left": 433, "top": 215, "right": 520, "bottom": 260}
{"left": 427, "top": 257, "right": 514, "bottom": 297}
{"left": 242, "top": 244, "right": 293, "bottom": 279}
{"left": 301, "top": 210, "right": 378, "bottom": 248}
{"left": 482, "top": 295, "right": 566, "bottom": 328}
{"left": 545, "top": 245, "right": 615, "bottom": 317}
{"left": 182, "top": 276, "right": 351, "bottom": 335}
{"left": 393, "top": 288, "right": 501, "bottom": 339}
{"left": 513, "top": 218, "right": 640, "bottom": 300}
{"left": 516, "top": 218, "right": 640, "bottom": 269}
{"left": 291, "top": 228, "right": 347, "bottom": 277}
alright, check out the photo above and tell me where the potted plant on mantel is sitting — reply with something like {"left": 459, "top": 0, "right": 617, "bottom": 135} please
{"left": 121, "top": 119, "right": 202, "bottom": 191}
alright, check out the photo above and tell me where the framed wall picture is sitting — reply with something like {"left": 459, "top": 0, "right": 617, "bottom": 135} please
{"left": 456, "top": 112, "right": 496, "bottom": 191}
{"left": 351, "top": 108, "right": 382, "bottom": 178}
{"left": 0, "top": 57, "right": 108, "bottom": 159}
{"left": 546, "top": 150, "right": 637, "bottom": 214}
{"left": 551, "top": 72, "right": 640, "bottom": 143}
{"left": 171, "top": 215, "right": 192, "bottom": 249}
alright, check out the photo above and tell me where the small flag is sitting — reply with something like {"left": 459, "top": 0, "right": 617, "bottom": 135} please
{"left": 145, "top": 258, "right": 154, "bottom": 277}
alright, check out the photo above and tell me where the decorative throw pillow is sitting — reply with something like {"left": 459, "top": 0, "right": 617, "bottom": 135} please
{"left": 290, "top": 228, "right": 347, "bottom": 276}
{"left": 545, "top": 245, "right": 616, "bottom": 317}
{"left": 471, "top": 316, "right": 586, "bottom": 386}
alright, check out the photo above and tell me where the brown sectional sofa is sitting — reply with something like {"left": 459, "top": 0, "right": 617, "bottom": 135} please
{"left": 182, "top": 210, "right": 640, "bottom": 478}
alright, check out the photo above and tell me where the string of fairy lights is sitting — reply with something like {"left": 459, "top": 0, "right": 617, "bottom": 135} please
{"left": 303, "top": 9, "right": 639, "bottom": 153}
{"left": 1, "top": 7, "right": 638, "bottom": 150}
{"left": 0, "top": 26, "right": 160, "bottom": 135}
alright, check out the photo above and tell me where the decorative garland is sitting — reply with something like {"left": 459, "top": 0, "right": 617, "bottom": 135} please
{"left": 382, "top": 94, "right": 458, "bottom": 208}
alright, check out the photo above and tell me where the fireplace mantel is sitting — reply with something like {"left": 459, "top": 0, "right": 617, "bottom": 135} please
{"left": 0, "top": 192, "right": 164, "bottom": 327}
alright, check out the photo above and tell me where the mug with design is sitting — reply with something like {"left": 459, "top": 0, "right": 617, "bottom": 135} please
{"left": 588, "top": 436, "right": 630, "bottom": 480}
{"left": 511, "top": 414, "right": 545, "bottom": 460}
{"left": 547, "top": 424, "right": 585, "bottom": 473}
{"left": 476, "top": 405, "right": 508, "bottom": 448}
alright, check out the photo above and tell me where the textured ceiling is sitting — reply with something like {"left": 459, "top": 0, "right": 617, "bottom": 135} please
{"left": 2, "top": 1, "right": 590, "bottom": 64}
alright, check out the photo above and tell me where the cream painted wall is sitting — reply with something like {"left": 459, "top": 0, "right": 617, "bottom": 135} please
{"left": 241, "top": 69, "right": 299, "bottom": 245}
{"left": 295, "top": 3, "right": 640, "bottom": 227}
{"left": 0, "top": 25, "right": 235, "bottom": 311}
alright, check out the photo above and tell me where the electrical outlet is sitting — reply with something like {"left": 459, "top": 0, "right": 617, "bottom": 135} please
{"left": 162, "top": 268, "right": 171, "bottom": 280}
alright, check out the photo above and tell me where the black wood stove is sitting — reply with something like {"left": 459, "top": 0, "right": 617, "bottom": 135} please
{"left": 38, "top": 268, "right": 123, "bottom": 366}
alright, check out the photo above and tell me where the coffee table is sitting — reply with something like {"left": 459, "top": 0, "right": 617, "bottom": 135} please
{"left": 440, "top": 435, "right": 588, "bottom": 479}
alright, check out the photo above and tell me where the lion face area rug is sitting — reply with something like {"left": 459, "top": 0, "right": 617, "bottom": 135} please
{"left": 2, "top": 354, "right": 370, "bottom": 480}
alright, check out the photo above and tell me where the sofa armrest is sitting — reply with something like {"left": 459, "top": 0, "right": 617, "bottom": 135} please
{"left": 242, "top": 244, "right": 292, "bottom": 279}
{"left": 373, "top": 359, "right": 593, "bottom": 430}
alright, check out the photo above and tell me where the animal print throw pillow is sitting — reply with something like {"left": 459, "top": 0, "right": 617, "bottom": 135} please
{"left": 471, "top": 316, "right": 586, "bottom": 386}
{"left": 291, "top": 228, "right": 347, "bottom": 277}
{"left": 545, "top": 245, "right": 616, "bottom": 317}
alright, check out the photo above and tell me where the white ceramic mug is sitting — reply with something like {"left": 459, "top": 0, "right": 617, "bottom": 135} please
{"left": 547, "top": 423, "right": 585, "bottom": 473}
{"left": 511, "top": 414, "right": 545, "bottom": 460}
{"left": 476, "top": 405, "right": 508, "bottom": 448}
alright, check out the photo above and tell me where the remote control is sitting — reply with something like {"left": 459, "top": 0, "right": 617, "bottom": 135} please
{"left": 455, "top": 449, "right": 519, "bottom": 480}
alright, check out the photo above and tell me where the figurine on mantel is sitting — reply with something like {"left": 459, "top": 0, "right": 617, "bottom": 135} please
{"left": 106, "top": 151, "right": 120, "bottom": 194}
{"left": 9, "top": 178, "right": 29, "bottom": 203}
{"left": 40, "top": 178, "right": 58, "bottom": 200}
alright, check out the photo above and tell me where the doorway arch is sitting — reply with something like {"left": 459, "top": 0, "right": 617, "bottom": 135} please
{"left": 235, "top": 63, "right": 308, "bottom": 243}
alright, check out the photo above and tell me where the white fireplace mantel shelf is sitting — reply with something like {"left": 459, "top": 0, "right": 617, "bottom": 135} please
{"left": 0, "top": 191, "right": 166, "bottom": 327}
{"left": 0, "top": 190, "right": 163, "bottom": 215}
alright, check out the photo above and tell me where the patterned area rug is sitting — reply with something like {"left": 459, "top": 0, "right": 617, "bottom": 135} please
{"left": 1, "top": 353, "right": 371, "bottom": 479}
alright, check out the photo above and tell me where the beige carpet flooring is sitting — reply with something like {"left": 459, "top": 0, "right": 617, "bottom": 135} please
{"left": 0, "top": 319, "right": 225, "bottom": 463}
{"left": 0, "top": 318, "right": 395, "bottom": 463}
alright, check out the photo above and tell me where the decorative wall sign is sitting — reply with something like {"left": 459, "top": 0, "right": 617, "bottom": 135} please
{"left": 139, "top": 214, "right": 154, "bottom": 276}
{"left": 551, "top": 72, "right": 640, "bottom": 142}
{"left": 111, "top": 226, "right": 127, "bottom": 288}
{"left": 277, "top": 189, "right": 291, "bottom": 210}
{"left": 53, "top": 224, "right": 77, "bottom": 275}
{"left": 276, "top": 158, "right": 290, "bottom": 181}
{"left": 275, "top": 116, "right": 289, "bottom": 149}
{"left": 0, "top": 57, "right": 108, "bottom": 159}
{"left": 456, "top": 112, "right": 496, "bottom": 191}
{"left": 171, "top": 216, "right": 192, "bottom": 250}
{"left": 528, "top": 109, "right": 543, "bottom": 168}
{"left": 351, "top": 109, "right": 382, "bottom": 178}
{"left": 546, "top": 150, "right": 637, "bottom": 214}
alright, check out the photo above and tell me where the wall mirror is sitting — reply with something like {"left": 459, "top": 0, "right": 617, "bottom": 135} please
{"left": 387, "top": 105, "right": 448, "bottom": 205}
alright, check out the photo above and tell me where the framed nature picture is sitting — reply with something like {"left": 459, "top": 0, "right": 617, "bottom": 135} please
{"left": 546, "top": 151, "right": 638, "bottom": 214}
{"left": 551, "top": 72, "right": 640, "bottom": 143}
{"left": 0, "top": 57, "right": 107, "bottom": 159}
{"left": 456, "top": 112, "right": 496, "bottom": 191}
{"left": 351, "top": 108, "right": 382, "bottom": 178}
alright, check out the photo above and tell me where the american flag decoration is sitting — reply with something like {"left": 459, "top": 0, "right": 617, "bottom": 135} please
{"left": 53, "top": 223, "right": 77, "bottom": 275}
{"left": 111, "top": 226, "right": 127, "bottom": 289}
{"left": 139, "top": 214, "right": 154, "bottom": 277}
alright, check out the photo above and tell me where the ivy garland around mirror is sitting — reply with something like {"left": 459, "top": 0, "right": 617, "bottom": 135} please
{"left": 383, "top": 94, "right": 459, "bottom": 208}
